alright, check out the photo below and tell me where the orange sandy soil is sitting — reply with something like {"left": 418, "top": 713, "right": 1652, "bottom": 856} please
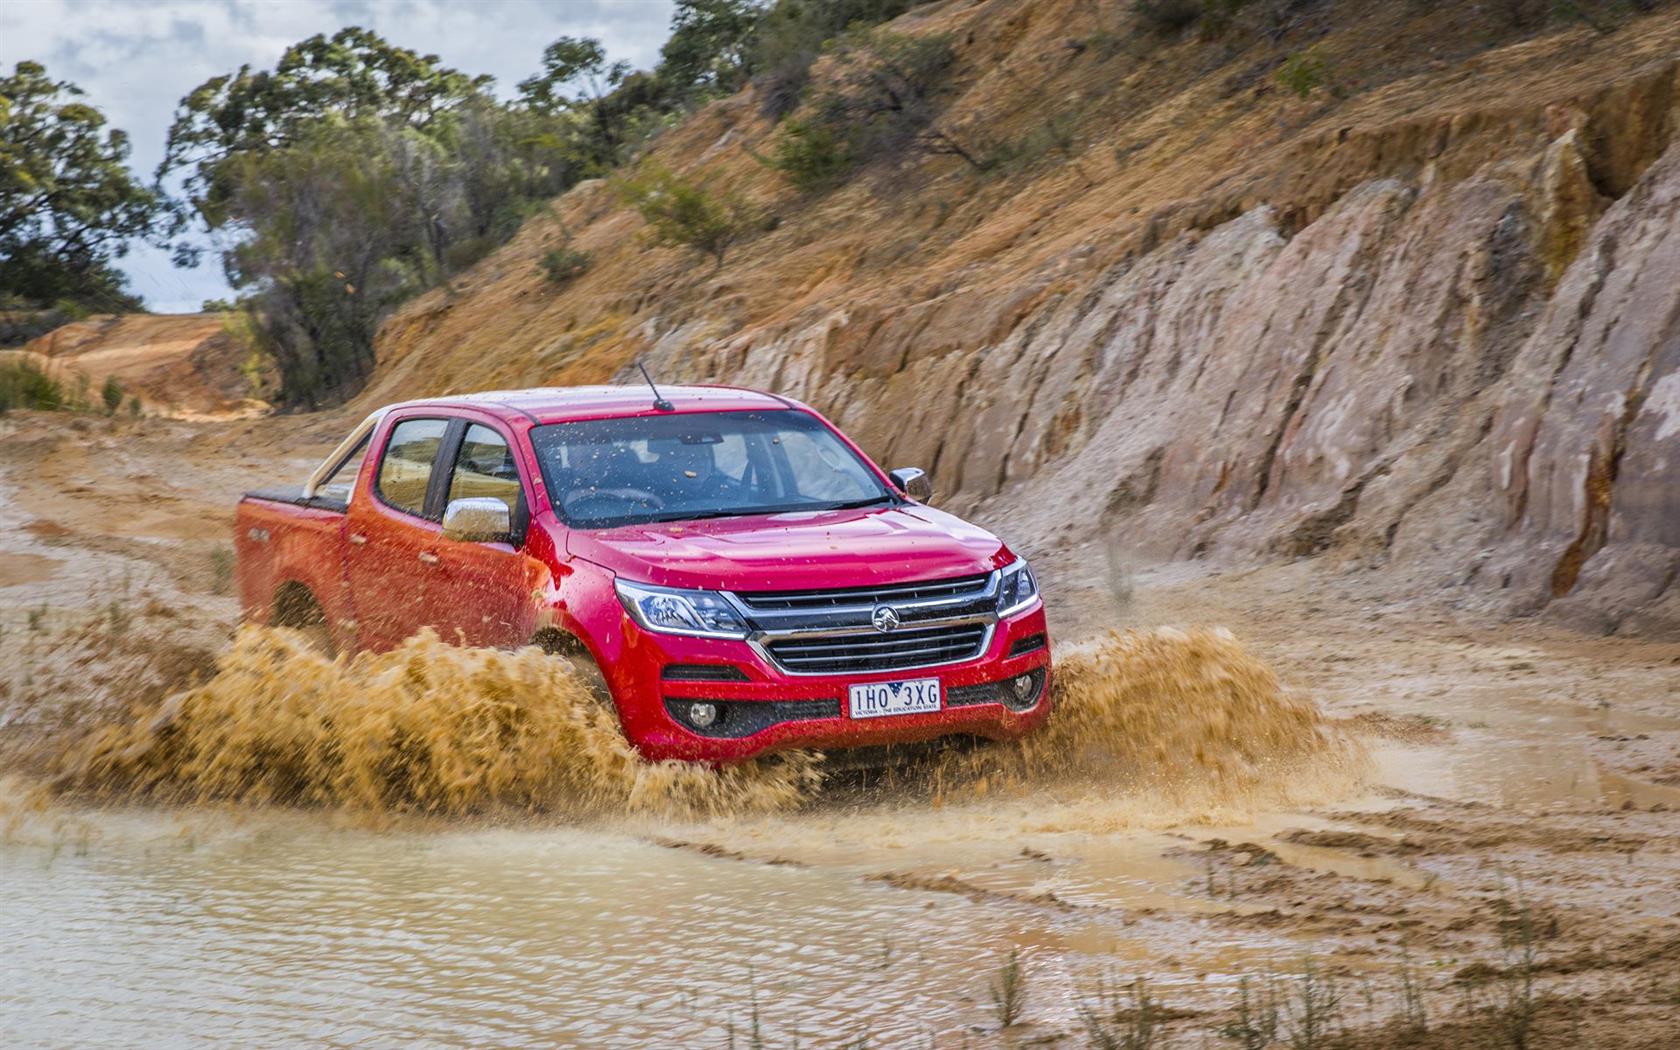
{"left": 5, "top": 313, "right": 265, "bottom": 419}
{"left": 2, "top": 409, "right": 1675, "bottom": 1047}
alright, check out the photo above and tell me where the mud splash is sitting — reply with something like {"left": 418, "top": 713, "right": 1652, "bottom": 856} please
{"left": 46, "top": 624, "right": 1357, "bottom": 820}
{"left": 1033, "top": 626, "right": 1348, "bottom": 783}
{"left": 928, "top": 627, "right": 1363, "bottom": 816}
{"left": 52, "top": 627, "right": 820, "bottom": 818}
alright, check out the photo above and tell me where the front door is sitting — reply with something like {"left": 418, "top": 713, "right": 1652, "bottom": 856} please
{"left": 345, "top": 416, "right": 449, "bottom": 651}
{"left": 428, "top": 421, "right": 536, "bottom": 648}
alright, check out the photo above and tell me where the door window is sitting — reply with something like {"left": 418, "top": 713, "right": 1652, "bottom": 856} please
{"left": 376, "top": 418, "right": 448, "bottom": 517}
{"left": 447, "top": 424, "right": 522, "bottom": 518}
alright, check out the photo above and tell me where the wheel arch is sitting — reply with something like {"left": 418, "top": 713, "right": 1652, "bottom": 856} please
{"left": 272, "top": 579, "right": 327, "bottom": 628}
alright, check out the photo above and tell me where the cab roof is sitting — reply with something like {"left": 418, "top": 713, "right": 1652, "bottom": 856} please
{"left": 384, "top": 384, "right": 797, "bottom": 425}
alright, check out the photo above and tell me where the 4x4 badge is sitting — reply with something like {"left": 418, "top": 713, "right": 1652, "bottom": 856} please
{"left": 871, "top": 606, "right": 901, "bottom": 633}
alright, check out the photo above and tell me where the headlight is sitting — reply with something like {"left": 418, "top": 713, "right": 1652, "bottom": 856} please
{"left": 615, "top": 579, "right": 749, "bottom": 639}
{"left": 997, "top": 558, "right": 1039, "bottom": 616}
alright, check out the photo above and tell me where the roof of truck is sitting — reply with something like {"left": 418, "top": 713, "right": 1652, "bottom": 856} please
{"left": 384, "top": 384, "right": 797, "bottom": 424}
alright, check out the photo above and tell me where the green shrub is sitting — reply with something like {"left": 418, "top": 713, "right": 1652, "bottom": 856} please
{"left": 101, "top": 374, "right": 124, "bottom": 414}
{"left": 766, "top": 118, "right": 853, "bottom": 190}
{"left": 1081, "top": 975, "right": 1168, "bottom": 1050}
{"left": 780, "top": 30, "right": 969, "bottom": 176}
{"left": 538, "top": 245, "right": 592, "bottom": 284}
{"left": 988, "top": 947, "right": 1029, "bottom": 1028}
{"left": 1276, "top": 47, "right": 1331, "bottom": 98}
{"left": 0, "top": 358, "right": 66, "bottom": 413}
{"left": 978, "top": 112, "right": 1080, "bottom": 175}
{"left": 751, "top": 0, "right": 919, "bottom": 117}
{"left": 616, "top": 164, "right": 759, "bottom": 268}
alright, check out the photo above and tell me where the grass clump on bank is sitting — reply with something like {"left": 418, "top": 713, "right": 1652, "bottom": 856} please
{"left": 0, "top": 358, "right": 65, "bottom": 413}
{"left": 0, "top": 357, "right": 134, "bottom": 416}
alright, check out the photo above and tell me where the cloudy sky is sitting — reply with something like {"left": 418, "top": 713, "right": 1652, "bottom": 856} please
{"left": 1, "top": 0, "right": 676, "bottom": 312}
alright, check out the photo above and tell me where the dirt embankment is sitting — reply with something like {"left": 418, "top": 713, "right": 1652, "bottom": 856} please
{"left": 354, "top": 0, "right": 1680, "bottom": 635}
{"left": 8, "top": 313, "right": 264, "bottom": 419}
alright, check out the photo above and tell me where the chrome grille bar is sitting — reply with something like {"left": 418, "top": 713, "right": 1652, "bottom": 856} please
{"left": 733, "top": 571, "right": 1000, "bottom": 675}
{"left": 736, "top": 573, "right": 991, "bottom": 611}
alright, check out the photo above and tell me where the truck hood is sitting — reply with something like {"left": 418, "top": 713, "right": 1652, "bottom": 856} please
{"left": 565, "top": 504, "right": 1011, "bottom": 592}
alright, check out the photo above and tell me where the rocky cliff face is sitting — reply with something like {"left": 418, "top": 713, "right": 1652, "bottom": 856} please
{"left": 368, "top": 0, "right": 1680, "bottom": 634}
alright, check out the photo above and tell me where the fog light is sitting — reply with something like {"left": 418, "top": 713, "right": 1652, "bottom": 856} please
{"left": 1012, "top": 675, "right": 1034, "bottom": 702}
{"left": 687, "top": 701, "right": 719, "bottom": 728}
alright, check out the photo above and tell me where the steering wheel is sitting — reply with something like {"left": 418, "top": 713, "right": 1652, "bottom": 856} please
{"left": 565, "top": 489, "right": 665, "bottom": 521}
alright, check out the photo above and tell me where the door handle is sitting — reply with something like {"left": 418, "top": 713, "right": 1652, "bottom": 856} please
{"left": 348, "top": 532, "right": 368, "bottom": 545}
{"left": 418, "top": 551, "right": 440, "bottom": 565}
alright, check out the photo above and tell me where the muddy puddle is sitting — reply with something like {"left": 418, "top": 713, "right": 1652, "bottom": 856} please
{"left": 10, "top": 620, "right": 1677, "bottom": 1046}
{"left": 0, "top": 622, "right": 1374, "bottom": 1045}
{"left": 4, "top": 805, "right": 1333, "bottom": 1047}
{"left": 7, "top": 649, "right": 1678, "bottom": 1048}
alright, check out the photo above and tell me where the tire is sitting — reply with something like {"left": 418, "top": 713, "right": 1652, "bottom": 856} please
{"left": 274, "top": 583, "right": 335, "bottom": 658}
{"left": 535, "top": 631, "right": 611, "bottom": 704}
{"left": 294, "top": 618, "right": 335, "bottom": 658}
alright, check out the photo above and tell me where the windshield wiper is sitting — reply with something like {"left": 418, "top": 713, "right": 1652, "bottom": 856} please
{"left": 635, "top": 495, "right": 895, "bottom": 526}
{"left": 821, "top": 494, "right": 898, "bottom": 510}
{"left": 640, "top": 507, "right": 789, "bottom": 524}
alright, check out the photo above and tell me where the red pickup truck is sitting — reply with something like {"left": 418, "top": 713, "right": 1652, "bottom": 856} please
{"left": 235, "top": 385, "right": 1052, "bottom": 764}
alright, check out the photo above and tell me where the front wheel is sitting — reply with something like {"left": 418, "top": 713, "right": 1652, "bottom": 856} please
{"left": 293, "top": 619, "right": 335, "bottom": 658}
{"left": 569, "top": 652, "right": 610, "bottom": 704}
{"left": 534, "top": 631, "right": 610, "bottom": 705}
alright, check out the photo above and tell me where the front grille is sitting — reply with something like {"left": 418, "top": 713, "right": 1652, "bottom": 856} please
{"left": 764, "top": 622, "right": 989, "bottom": 674}
{"left": 736, "top": 573, "right": 992, "bottom": 611}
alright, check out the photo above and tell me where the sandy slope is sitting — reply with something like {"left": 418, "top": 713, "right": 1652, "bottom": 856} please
{"left": 351, "top": 0, "right": 1680, "bottom": 633}
{"left": 7, "top": 313, "right": 264, "bottom": 419}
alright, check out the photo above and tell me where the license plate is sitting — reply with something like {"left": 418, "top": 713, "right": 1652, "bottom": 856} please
{"left": 848, "top": 677, "right": 941, "bottom": 719}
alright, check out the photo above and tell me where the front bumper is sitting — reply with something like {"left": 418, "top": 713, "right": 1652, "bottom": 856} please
{"left": 603, "top": 601, "right": 1053, "bottom": 764}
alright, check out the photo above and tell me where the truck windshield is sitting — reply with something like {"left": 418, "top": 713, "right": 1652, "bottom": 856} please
{"left": 530, "top": 410, "right": 895, "bottom": 529}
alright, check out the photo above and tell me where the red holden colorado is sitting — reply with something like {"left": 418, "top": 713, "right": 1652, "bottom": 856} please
{"left": 235, "top": 384, "right": 1052, "bottom": 764}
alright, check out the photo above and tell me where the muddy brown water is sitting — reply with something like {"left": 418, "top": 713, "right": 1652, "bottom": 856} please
{"left": 4, "top": 625, "right": 1354, "bottom": 1045}
{"left": 4, "top": 734, "right": 1668, "bottom": 1048}
{"left": 6, "top": 630, "right": 1675, "bottom": 1046}
{"left": 0, "top": 814, "right": 1244, "bottom": 1046}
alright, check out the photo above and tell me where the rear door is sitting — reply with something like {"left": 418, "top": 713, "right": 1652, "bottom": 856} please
{"left": 428, "top": 420, "right": 538, "bottom": 648}
{"left": 345, "top": 415, "right": 450, "bottom": 651}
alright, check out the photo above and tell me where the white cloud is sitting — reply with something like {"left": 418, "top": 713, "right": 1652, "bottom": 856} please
{"left": 1, "top": 0, "right": 676, "bottom": 311}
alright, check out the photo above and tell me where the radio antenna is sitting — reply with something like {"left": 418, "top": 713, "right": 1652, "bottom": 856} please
{"left": 637, "top": 362, "right": 674, "bottom": 412}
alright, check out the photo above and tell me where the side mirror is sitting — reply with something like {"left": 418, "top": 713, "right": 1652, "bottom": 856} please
{"left": 888, "top": 467, "right": 933, "bottom": 502}
{"left": 442, "top": 497, "right": 512, "bottom": 543}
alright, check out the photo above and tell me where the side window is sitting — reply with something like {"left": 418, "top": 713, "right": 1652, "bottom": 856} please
{"left": 314, "top": 434, "right": 370, "bottom": 506}
{"left": 376, "top": 418, "right": 448, "bottom": 517}
{"left": 447, "top": 424, "right": 522, "bottom": 518}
